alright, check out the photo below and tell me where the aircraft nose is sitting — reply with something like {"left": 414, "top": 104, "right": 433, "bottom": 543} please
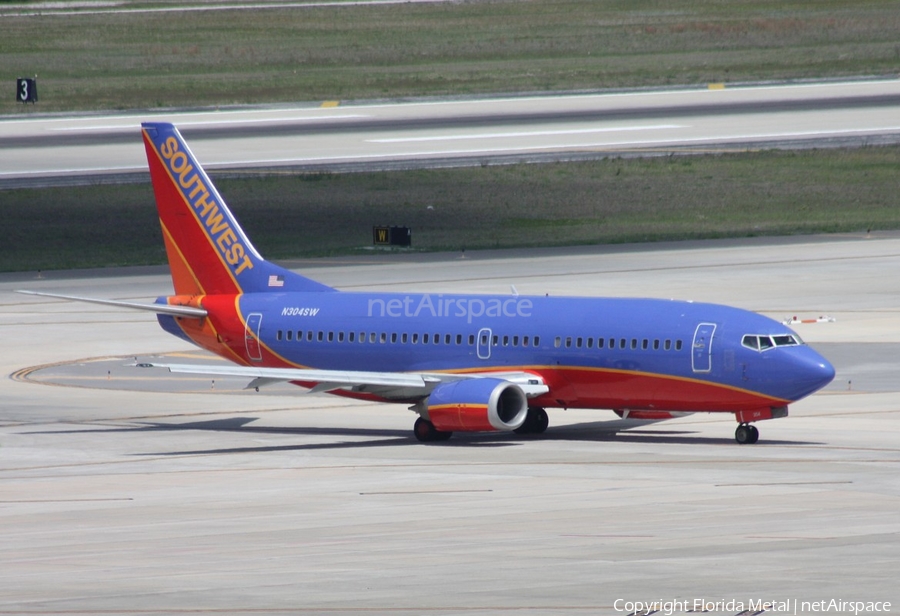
{"left": 792, "top": 346, "right": 835, "bottom": 399}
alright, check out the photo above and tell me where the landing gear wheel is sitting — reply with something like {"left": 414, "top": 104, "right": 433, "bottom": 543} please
{"left": 413, "top": 417, "right": 452, "bottom": 443}
{"left": 735, "top": 423, "right": 759, "bottom": 445}
{"left": 514, "top": 407, "right": 549, "bottom": 435}
{"left": 747, "top": 424, "right": 760, "bottom": 444}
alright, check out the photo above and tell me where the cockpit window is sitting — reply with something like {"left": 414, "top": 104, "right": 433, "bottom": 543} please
{"left": 742, "top": 333, "right": 803, "bottom": 352}
{"left": 773, "top": 334, "right": 802, "bottom": 347}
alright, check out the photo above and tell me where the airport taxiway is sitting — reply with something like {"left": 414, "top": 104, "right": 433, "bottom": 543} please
{"left": 2, "top": 234, "right": 900, "bottom": 614}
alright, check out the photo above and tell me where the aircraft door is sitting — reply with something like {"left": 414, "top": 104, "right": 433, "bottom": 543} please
{"left": 692, "top": 322, "right": 716, "bottom": 373}
{"left": 245, "top": 312, "right": 264, "bottom": 362}
{"left": 477, "top": 327, "right": 492, "bottom": 360}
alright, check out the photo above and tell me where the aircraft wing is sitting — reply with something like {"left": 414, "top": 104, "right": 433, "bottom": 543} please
{"left": 147, "top": 363, "right": 549, "bottom": 399}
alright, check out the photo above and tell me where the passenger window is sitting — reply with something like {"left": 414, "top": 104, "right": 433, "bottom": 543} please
{"left": 328, "top": 331, "right": 334, "bottom": 342}
{"left": 317, "top": 331, "right": 324, "bottom": 342}
{"left": 503, "top": 335, "right": 509, "bottom": 346}
{"left": 620, "top": 339, "right": 626, "bottom": 349}
{"left": 492, "top": 335, "right": 498, "bottom": 346}
{"left": 369, "top": 332, "right": 376, "bottom": 343}
{"left": 586, "top": 338, "right": 593, "bottom": 349}
{"left": 534, "top": 336, "right": 540, "bottom": 346}
{"left": 597, "top": 338, "right": 604, "bottom": 349}
{"left": 642, "top": 339, "right": 648, "bottom": 350}
{"left": 424, "top": 333, "right": 430, "bottom": 344}
{"left": 653, "top": 339, "right": 660, "bottom": 350}
{"left": 513, "top": 336, "right": 519, "bottom": 347}
{"left": 413, "top": 333, "right": 419, "bottom": 344}
{"left": 434, "top": 333, "right": 440, "bottom": 345}
{"left": 554, "top": 337, "right": 561, "bottom": 348}
{"left": 338, "top": 332, "right": 344, "bottom": 342}
{"left": 297, "top": 331, "right": 303, "bottom": 341}
{"left": 565, "top": 337, "right": 572, "bottom": 348}
{"left": 445, "top": 334, "right": 451, "bottom": 345}
{"left": 630, "top": 339, "right": 637, "bottom": 350}
{"left": 358, "top": 332, "right": 365, "bottom": 343}
{"left": 675, "top": 340, "right": 683, "bottom": 351}
{"left": 468, "top": 334, "right": 475, "bottom": 345}
{"left": 349, "top": 332, "right": 355, "bottom": 342}
{"left": 456, "top": 334, "right": 462, "bottom": 345}
{"left": 391, "top": 333, "right": 397, "bottom": 343}
{"left": 286, "top": 330, "right": 292, "bottom": 341}
{"left": 277, "top": 330, "right": 283, "bottom": 341}
{"left": 402, "top": 333, "right": 409, "bottom": 344}
{"left": 664, "top": 339, "right": 671, "bottom": 350}
{"left": 576, "top": 337, "right": 583, "bottom": 348}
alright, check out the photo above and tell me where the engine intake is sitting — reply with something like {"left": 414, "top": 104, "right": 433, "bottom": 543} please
{"left": 424, "top": 378, "right": 528, "bottom": 432}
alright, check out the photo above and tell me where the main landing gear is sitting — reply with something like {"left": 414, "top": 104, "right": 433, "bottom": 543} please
{"left": 413, "top": 417, "right": 452, "bottom": 443}
{"left": 735, "top": 423, "right": 760, "bottom": 445}
{"left": 515, "top": 407, "right": 549, "bottom": 435}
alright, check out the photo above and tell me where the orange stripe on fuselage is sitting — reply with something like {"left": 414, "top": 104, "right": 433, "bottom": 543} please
{"left": 427, "top": 363, "right": 787, "bottom": 411}
{"left": 232, "top": 297, "right": 311, "bottom": 369}
{"left": 532, "top": 364, "right": 786, "bottom": 411}
{"left": 281, "top": 362, "right": 784, "bottom": 413}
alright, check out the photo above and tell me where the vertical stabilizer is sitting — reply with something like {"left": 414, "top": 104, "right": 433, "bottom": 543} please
{"left": 142, "top": 122, "right": 333, "bottom": 295}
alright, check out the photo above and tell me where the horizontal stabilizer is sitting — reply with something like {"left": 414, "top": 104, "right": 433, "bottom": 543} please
{"left": 16, "top": 290, "right": 207, "bottom": 318}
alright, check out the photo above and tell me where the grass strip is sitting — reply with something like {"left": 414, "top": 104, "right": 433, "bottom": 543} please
{"left": 2, "top": 0, "right": 900, "bottom": 113}
{"left": 3, "top": 146, "right": 899, "bottom": 273}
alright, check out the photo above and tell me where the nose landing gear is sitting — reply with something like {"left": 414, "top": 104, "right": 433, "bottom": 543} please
{"left": 735, "top": 423, "right": 760, "bottom": 445}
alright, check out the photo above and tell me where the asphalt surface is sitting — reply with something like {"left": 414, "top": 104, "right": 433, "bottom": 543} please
{"left": 3, "top": 234, "right": 900, "bottom": 614}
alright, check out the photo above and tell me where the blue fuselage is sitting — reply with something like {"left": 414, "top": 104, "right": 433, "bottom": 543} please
{"left": 161, "top": 291, "right": 835, "bottom": 413}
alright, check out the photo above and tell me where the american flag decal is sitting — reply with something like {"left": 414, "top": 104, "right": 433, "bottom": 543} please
{"left": 268, "top": 275, "right": 285, "bottom": 288}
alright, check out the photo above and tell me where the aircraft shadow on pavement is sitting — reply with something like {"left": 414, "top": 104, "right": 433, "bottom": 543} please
{"left": 24, "top": 416, "right": 821, "bottom": 454}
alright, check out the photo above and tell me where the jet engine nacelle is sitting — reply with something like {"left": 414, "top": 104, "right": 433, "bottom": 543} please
{"left": 423, "top": 378, "right": 529, "bottom": 432}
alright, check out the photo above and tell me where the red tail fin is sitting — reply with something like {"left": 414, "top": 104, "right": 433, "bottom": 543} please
{"left": 142, "top": 122, "right": 333, "bottom": 295}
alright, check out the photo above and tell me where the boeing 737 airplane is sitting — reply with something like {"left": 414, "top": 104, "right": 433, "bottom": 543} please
{"left": 22, "top": 122, "right": 835, "bottom": 444}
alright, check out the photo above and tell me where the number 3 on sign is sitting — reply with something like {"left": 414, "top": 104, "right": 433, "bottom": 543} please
{"left": 17, "top": 78, "right": 36, "bottom": 103}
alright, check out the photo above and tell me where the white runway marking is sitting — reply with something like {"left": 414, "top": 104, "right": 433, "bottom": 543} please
{"left": 368, "top": 124, "right": 685, "bottom": 143}
{"left": 217, "top": 125, "right": 900, "bottom": 166}
{"left": 50, "top": 115, "right": 369, "bottom": 132}
{"left": 3, "top": 0, "right": 452, "bottom": 17}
